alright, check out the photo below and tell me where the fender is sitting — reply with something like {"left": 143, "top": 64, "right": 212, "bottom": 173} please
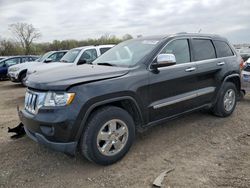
{"left": 75, "top": 96, "right": 144, "bottom": 141}
{"left": 18, "top": 69, "right": 27, "bottom": 80}
{"left": 213, "top": 73, "right": 241, "bottom": 105}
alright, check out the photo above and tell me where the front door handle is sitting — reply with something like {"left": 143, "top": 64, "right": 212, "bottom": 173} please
{"left": 185, "top": 67, "right": 196, "bottom": 72}
{"left": 217, "top": 62, "right": 225, "bottom": 66}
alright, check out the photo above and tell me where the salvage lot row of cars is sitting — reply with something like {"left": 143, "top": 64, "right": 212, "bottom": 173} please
{"left": 1, "top": 33, "right": 250, "bottom": 165}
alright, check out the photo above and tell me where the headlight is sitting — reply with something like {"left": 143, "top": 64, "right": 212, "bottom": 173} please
{"left": 9, "top": 67, "right": 20, "bottom": 72}
{"left": 44, "top": 92, "right": 75, "bottom": 107}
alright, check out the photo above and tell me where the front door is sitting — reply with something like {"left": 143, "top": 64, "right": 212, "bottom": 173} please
{"left": 148, "top": 38, "right": 199, "bottom": 122}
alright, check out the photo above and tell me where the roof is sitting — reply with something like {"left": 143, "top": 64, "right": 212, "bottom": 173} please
{"left": 136, "top": 33, "right": 227, "bottom": 41}
{"left": 73, "top": 44, "right": 115, "bottom": 50}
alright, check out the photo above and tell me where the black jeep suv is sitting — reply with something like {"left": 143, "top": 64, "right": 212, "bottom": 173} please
{"left": 20, "top": 33, "right": 242, "bottom": 165}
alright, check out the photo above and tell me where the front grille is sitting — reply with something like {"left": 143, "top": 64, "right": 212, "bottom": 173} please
{"left": 25, "top": 91, "right": 38, "bottom": 114}
{"left": 24, "top": 90, "right": 46, "bottom": 114}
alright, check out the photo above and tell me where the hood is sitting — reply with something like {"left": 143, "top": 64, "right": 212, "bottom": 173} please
{"left": 26, "top": 64, "right": 130, "bottom": 90}
{"left": 9, "top": 61, "right": 41, "bottom": 71}
{"left": 28, "top": 62, "right": 71, "bottom": 73}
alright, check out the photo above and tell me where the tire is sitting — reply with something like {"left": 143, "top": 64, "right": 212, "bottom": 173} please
{"left": 212, "top": 82, "right": 237, "bottom": 117}
{"left": 19, "top": 73, "right": 26, "bottom": 86}
{"left": 80, "top": 106, "right": 135, "bottom": 165}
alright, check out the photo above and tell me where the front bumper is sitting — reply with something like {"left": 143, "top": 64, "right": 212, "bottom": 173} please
{"left": 19, "top": 109, "right": 78, "bottom": 155}
{"left": 8, "top": 72, "right": 19, "bottom": 82}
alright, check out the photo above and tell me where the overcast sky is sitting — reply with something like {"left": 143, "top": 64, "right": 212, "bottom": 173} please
{"left": 0, "top": 0, "right": 249, "bottom": 44}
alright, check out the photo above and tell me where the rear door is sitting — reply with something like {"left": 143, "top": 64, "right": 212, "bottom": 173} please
{"left": 148, "top": 38, "right": 199, "bottom": 122}
{"left": 190, "top": 38, "right": 229, "bottom": 105}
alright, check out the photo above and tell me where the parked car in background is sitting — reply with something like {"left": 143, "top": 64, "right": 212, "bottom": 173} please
{"left": 25, "top": 45, "right": 114, "bottom": 81}
{"left": 21, "top": 33, "right": 241, "bottom": 165}
{"left": 238, "top": 48, "right": 250, "bottom": 62}
{"left": 0, "top": 56, "right": 38, "bottom": 80}
{"left": 0, "top": 56, "right": 8, "bottom": 61}
{"left": 241, "top": 57, "right": 250, "bottom": 94}
{"left": 8, "top": 50, "right": 67, "bottom": 85}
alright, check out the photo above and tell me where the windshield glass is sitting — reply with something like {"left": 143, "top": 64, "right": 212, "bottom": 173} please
{"left": 92, "top": 39, "right": 159, "bottom": 67}
{"left": 38, "top": 51, "right": 54, "bottom": 62}
{"left": 60, "top": 49, "right": 81, "bottom": 63}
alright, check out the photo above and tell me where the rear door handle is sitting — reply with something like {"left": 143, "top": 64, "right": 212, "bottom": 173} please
{"left": 217, "top": 62, "right": 225, "bottom": 66}
{"left": 185, "top": 67, "right": 196, "bottom": 72}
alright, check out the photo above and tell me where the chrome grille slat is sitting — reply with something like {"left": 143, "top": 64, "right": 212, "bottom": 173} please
{"left": 24, "top": 90, "right": 46, "bottom": 114}
{"left": 25, "top": 91, "right": 38, "bottom": 114}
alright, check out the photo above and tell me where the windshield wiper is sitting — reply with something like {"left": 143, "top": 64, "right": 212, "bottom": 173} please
{"left": 96, "top": 62, "right": 115, "bottom": 66}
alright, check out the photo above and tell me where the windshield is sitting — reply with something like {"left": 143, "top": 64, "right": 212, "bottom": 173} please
{"left": 37, "top": 51, "right": 55, "bottom": 62}
{"left": 60, "top": 49, "right": 81, "bottom": 63}
{"left": 92, "top": 39, "right": 159, "bottom": 67}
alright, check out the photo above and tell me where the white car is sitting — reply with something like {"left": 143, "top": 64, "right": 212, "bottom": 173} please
{"left": 241, "top": 58, "right": 250, "bottom": 94}
{"left": 8, "top": 50, "right": 68, "bottom": 85}
{"left": 25, "top": 45, "right": 114, "bottom": 84}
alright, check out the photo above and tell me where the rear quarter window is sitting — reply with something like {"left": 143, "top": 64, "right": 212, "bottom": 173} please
{"left": 192, "top": 39, "right": 216, "bottom": 61}
{"left": 213, "top": 40, "right": 234, "bottom": 58}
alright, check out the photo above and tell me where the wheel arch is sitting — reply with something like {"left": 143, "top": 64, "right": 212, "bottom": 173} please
{"left": 18, "top": 69, "right": 27, "bottom": 80}
{"left": 75, "top": 96, "right": 144, "bottom": 141}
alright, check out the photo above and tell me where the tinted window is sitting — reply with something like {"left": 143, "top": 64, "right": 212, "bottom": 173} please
{"left": 100, "top": 47, "right": 111, "bottom": 54}
{"left": 192, "top": 39, "right": 216, "bottom": 61}
{"left": 80, "top": 49, "right": 98, "bottom": 63}
{"left": 56, "top": 52, "right": 66, "bottom": 61}
{"left": 22, "top": 57, "right": 29, "bottom": 63}
{"left": 214, "top": 41, "right": 234, "bottom": 58}
{"left": 161, "top": 39, "right": 190, "bottom": 64}
{"left": 4, "top": 58, "right": 21, "bottom": 66}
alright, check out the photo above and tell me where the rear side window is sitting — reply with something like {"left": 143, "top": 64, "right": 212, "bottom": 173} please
{"left": 213, "top": 41, "right": 234, "bottom": 58}
{"left": 100, "top": 47, "right": 111, "bottom": 55}
{"left": 161, "top": 39, "right": 190, "bottom": 64}
{"left": 192, "top": 39, "right": 216, "bottom": 61}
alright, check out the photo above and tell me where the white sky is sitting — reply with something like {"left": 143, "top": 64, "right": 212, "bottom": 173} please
{"left": 0, "top": 0, "right": 249, "bottom": 43}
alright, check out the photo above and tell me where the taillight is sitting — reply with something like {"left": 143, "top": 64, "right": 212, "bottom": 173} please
{"left": 240, "top": 58, "right": 245, "bottom": 71}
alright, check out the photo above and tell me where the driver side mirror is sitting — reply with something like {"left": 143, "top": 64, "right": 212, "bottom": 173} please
{"left": 44, "top": 58, "right": 52, "bottom": 63}
{"left": 151, "top": 54, "right": 176, "bottom": 69}
{"left": 77, "top": 59, "right": 87, "bottom": 65}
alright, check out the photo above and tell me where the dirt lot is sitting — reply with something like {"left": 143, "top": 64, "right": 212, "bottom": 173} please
{"left": 0, "top": 80, "right": 250, "bottom": 188}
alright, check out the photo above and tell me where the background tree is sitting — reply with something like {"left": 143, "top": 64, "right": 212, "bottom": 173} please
{"left": 9, "top": 22, "right": 41, "bottom": 55}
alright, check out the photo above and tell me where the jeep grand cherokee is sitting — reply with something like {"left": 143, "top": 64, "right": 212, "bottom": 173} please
{"left": 20, "top": 33, "right": 242, "bottom": 165}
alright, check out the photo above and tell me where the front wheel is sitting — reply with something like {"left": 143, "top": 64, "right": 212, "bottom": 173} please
{"left": 212, "top": 82, "right": 237, "bottom": 117}
{"left": 80, "top": 106, "right": 135, "bottom": 165}
{"left": 19, "top": 73, "right": 27, "bottom": 86}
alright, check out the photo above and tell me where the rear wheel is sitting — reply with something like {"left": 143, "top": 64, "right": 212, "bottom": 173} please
{"left": 80, "top": 106, "right": 135, "bottom": 165}
{"left": 212, "top": 82, "right": 237, "bottom": 117}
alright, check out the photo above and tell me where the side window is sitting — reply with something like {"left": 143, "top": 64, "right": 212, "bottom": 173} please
{"left": 161, "top": 39, "right": 190, "bottom": 64}
{"left": 48, "top": 53, "right": 57, "bottom": 62}
{"left": 192, "top": 39, "right": 216, "bottom": 61}
{"left": 5, "top": 58, "right": 20, "bottom": 66}
{"left": 213, "top": 41, "right": 234, "bottom": 58}
{"left": 100, "top": 47, "right": 111, "bottom": 55}
{"left": 22, "top": 57, "right": 29, "bottom": 63}
{"left": 55, "top": 52, "right": 66, "bottom": 61}
{"left": 80, "top": 49, "right": 98, "bottom": 63}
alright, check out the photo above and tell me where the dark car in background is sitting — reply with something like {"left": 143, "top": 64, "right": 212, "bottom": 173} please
{"left": 0, "top": 56, "right": 38, "bottom": 80}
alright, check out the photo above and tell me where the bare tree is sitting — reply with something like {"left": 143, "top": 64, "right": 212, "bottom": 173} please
{"left": 9, "top": 23, "right": 41, "bottom": 54}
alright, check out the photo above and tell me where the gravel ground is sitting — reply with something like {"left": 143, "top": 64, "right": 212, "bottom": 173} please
{"left": 0, "top": 80, "right": 250, "bottom": 188}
